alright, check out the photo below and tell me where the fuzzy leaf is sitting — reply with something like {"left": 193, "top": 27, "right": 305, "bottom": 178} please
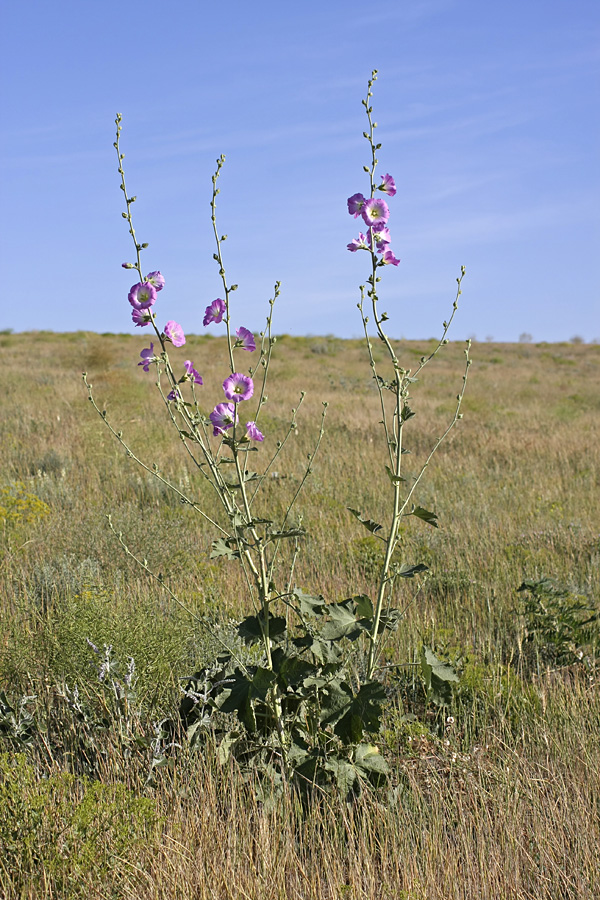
{"left": 210, "top": 538, "right": 240, "bottom": 560}
{"left": 238, "top": 614, "right": 287, "bottom": 645}
{"left": 397, "top": 563, "right": 429, "bottom": 578}
{"left": 384, "top": 465, "right": 406, "bottom": 485}
{"left": 334, "top": 681, "right": 387, "bottom": 744}
{"left": 293, "top": 588, "right": 326, "bottom": 617}
{"left": 411, "top": 506, "right": 439, "bottom": 528}
{"left": 347, "top": 507, "right": 383, "bottom": 536}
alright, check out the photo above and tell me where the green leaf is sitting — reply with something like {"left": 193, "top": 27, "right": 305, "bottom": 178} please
{"left": 210, "top": 538, "right": 240, "bottom": 560}
{"left": 411, "top": 506, "right": 439, "bottom": 528}
{"left": 347, "top": 507, "right": 383, "bottom": 536}
{"left": 277, "top": 655, "right": 317, "bottom": 689}
{"left": 334, "top": 681, "right": 387, "bottom": 744}
{"left": 324, "top": 759, "right": 358, "bottom": 794}
{"left": 321, "top": 601, "right": 362, "bottom": 641}
{"left": 396, "top": 563, "right": 429, "bottom": 578}
{"left": 401, "top": 404, "right": 415, "bottom": 421}
{"left": 422, "top": 647, "right": 460, "bottom": 683}
{"left": 268, "top": 528, "right": 306, "bottom": 540}
{"left": 319, "top": 679, "right": 353, "bottom": 727}
{"left": 355, "top": 742, "right": 390, "bottom": 777}
{"left": 299, "top": 635, "right": 341, "bottom": 666}
{"left": 218, "top": 669, "right": 256, "bottom": 732}
{"left": 378, "top": 608, "right": 402, "bottom": 632}
{"left": 420, "top": 646, "right": 459, "bottom": 707}
{"left": 216, "top": 732, "right": 239, "bottom": 765}
{"left": 238, "top": 614, "right": 287, "bottom": 645}
{"left": 352, "top": 594, "right": 374, "bottom": 618}
{"left": 293, "top": 588, "right": 325, "bottom": 617}
{"left": 384, "top": 465, "right": 406, "bottom": 485}
{"left": 250, "top": 666, "right": 277, "bottom": 701}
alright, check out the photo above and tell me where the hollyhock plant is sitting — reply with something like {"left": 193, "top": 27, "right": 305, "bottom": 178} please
{"left": 145, "top": 271, "right": 165, "bottom": 291}
{"left": 164, "top": 320, "right": 186, "bottom": 347}
{"left": 223, "top": 373, "right": 254, "bottom": 403}
{"left": 245, "top": 421, "right": 264, "bottom": 442}
{"left": 138, "top": 343, "right": 156, "bottom": 372}
{"left": 210, "top": 402, "right": 237, "bottom": 436}
{"left": 167, "top": 387, "right": 182, "bottom": 401}
{"left": 361, "top": 197, "right": 390, "bottom": 231}
{"left": 382, "top": 249, "right": 401, "bottom": 267}
{"left": 347, "top": 233, "right": 370, "bottom": 252}
{"left": 203, "top": 298, "right": 226, "bottom": 326}
{"left": 131, "top": 308, "right": 152, "bottom": 327}
{"left": 347, "top": 193, "right": 367, "bottom": 218}
{"left": 183, "top": 360, "right": 203, "bottom": 385}
{"left": 128, "top": 282, "right": 157, "bottom": 309}
{"left": 377, "top": 173, "right": 397, "bottom": 197}
{"left": 235, "top": 326, "right": 256, "bottom": 352}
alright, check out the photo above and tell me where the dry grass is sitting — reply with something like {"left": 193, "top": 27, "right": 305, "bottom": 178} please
{"left": 0, "top": 331, "right": 599, "bottom": 898}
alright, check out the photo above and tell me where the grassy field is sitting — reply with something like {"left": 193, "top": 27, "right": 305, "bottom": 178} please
{"left": 1, "top": 330, "right": 599, "bottom": 899}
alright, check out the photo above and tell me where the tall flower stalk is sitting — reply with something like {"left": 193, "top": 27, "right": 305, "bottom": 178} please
{"left": 346, "top": 71, "right": 471, "bottom": 681}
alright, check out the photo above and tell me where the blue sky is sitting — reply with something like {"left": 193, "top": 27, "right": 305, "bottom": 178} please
{"left": 1, "top": 0, "right": 598, "bottom": 341}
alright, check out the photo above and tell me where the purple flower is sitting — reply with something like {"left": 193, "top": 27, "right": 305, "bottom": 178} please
{"left": 347, "top": 193, "right": 367, "bottom": 218}
{"left": 362, "top": 198, "right": 390, "bottom": 231}
{"left": 378, "top": 174, "right": 397, "bottom": 197}
{"left": 138, "top": 343, "right": 156, "bottom": 372}
{"left": 164, "top": 320, "right": 186, "bottom": 347}
{"left": 235, "top": 326, "right": 256, "bottom": 352}
{"left": 245, "top": 421, "right": 264, "bottom": 442}
{"left": 128, "top": 282, "right": 157, "bottom": 309}
{"left": 145, "top": 271, "right": 165, "bottom": 291}
{"left": 167, "top": 387, "right": 182, "bottom": 401}
{"left": 131, "top": 308, "right": 152, "bottom": 327}
{"left": 382, "top": 249, "right": 401, "bottom": 267}
{"left": 203, "top": 298, "right": 226, "bottom": 326}
{"left": 223, "top": 373, "right": 254, "bottom": 403}
{"left": 370, "top": 227, "right": 391, "bottom": 253}
{"left": 183, "top": 360, "right": 203, "bottom": 385}
{"left": 210, "top": 402, "right": 237, "bottom": 436}
{"left": 347, "top": 233, "right": 369, "bottom": 252}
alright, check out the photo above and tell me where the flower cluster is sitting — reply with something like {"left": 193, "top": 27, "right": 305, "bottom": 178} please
{"left": 346, "top": 175, "right": 400, "bottom": 266}
{"left": 130, "top": 270, "right": 263, "bottom": 443}
{"left": 202, "top": 299, "right": 263, "bottom": 442}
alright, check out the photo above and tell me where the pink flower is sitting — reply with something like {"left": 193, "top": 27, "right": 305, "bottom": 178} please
{"left": 128, "top": 282, "right": 157, "bottom": 309}
{"left": 131, "top": 308, "right": 152, "bottom": 327}
{"left": 245, "top": 421, "right": 264, "bottom": 442}
{"left": 183, "top": 360, "right": 203, "bottom": 385}
{"left": 235, "top": 326, "right": 256, "bottom": 352}
{"left": 203, "top": 298, "right": 226, "bottom": 326}
{"left": 145, "top": 271, "right": 165, "bottom": 291}
{"left": 223, "top": 373, "right": 254, "bottom": 403}
{"left": 347, "top": 193, "right": 367, "bottom": 218}
{"left": 361, "top": 198, "right": 390, "bottom": 231}
{"left": 370, "top": 227, "right": 391, "bottom": 253}
{"left": 138, "top": 343, "right": 156, "bottom": 372}
{"left": 347, "top": 233, "right": 370, "bottom": 252}
{"left": 381, "top": 250, "right": 401, "bottom": 267}
{"left": 210, "top": 402, "right": 237, "bottom": 436}
{"left": 164, "top": 320, "right": 186, "bottom": 347}
{"left": 378, "top": 174, "right": 397, "bottom": 197}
